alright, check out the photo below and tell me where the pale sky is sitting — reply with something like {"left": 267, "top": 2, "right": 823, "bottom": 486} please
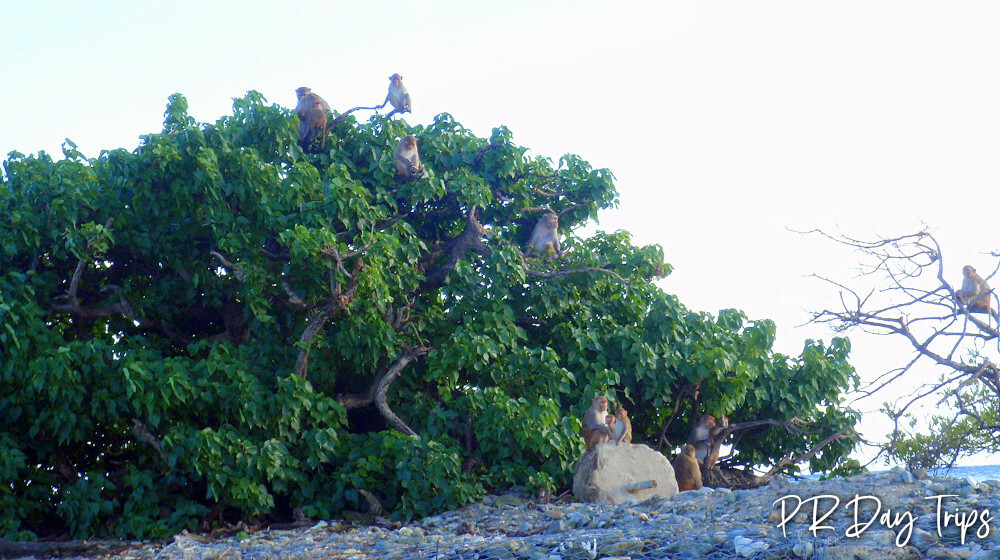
{"left": 3, "top": 0, "right": 999, "bottom": 466}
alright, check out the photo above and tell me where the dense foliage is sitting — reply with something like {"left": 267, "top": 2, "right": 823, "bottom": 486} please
{"left": 0, "top": 92, "right": 858, "bottom": 540}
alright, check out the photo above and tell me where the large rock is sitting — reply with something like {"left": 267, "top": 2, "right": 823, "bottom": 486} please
{"left": 572, "top": 442, "right": 678, "bottom": 504}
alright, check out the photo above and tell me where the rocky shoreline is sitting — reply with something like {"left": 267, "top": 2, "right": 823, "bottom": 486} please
{"left": 10, "top": 468, "right": 1000, "bottom": 560}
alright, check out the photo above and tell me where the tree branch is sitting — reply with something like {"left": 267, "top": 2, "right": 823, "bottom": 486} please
{"left": 329, "top": 104, "right": 385, "bottom": 127}
{"left": 805, "top": 227, "right": 1000, "bottom": 467}
{"left": 753, "top": 427, "right": 858, "bottom": 485}
{"left": 132, "top": 418, "right": 168, "bottom": 463}
{"left": 374, "top": 345, "right": 431, "bottom": 438}
{"left": 292, "top": 258, "right": 365, "bottom": 378}
{"left": 336, "top": 345, "right": 432, "bottom": 438}
{"left": 417, "top": 207, "right": 491, "bottom": 293}
{"left": 524, "top": 265, "right": 628, "bottom": 284}
{"left": 209, "top": 250, "right": 246, "bottom": 281}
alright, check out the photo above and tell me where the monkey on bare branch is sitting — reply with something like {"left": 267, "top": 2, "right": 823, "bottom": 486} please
{"left": 803, "top": 228, "right": 1000, "bottom": 470}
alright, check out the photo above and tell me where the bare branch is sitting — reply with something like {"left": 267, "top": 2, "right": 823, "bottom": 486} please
{"left": 375, "top": 297, "right": 415, "bottom": 331}
{"left": 805, "top": 227, "right": 1000, "bottom": 467}
{"left": 210, "top": 250, "right": 246, "bottom": 281}
{"left": 524, "top": 265, "right": 629, "bottom": 284}
{"left": 66, "top": 259, "right": 86, "bottom": 307}
{"left": 53, "top": 280, "right": 192, "bottom": 348}
{"left": 329, "top": 104, "right": 384, "bottom": 127}
{"left": 656, "top": 383, "right": 698, "bottom": 452}
{"left": 336, "top": 345, "right": 433, "bottom": 438}
{"left": 374, "top": 345, "right": 431, "bottom": 438}
{"left": 132, "top": 418, "right": 168, "bottom": 463}
{"left": 753, "top": 427, "right": 858, "bottom": 485}
{"left": 727, "top": 418, "right": 808, "bottom": 435}
{"left": 357, "top": 488, "right": 383, "bottom": 515}
{"left": 282, "top": 280, "right": 307, "bottom": 309}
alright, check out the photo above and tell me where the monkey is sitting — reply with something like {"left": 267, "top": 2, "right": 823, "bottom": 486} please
{"left": 393, "top": 135, "right": 425, "bottom": 178}
{"left": 704, "top": 415, "right": 728, "bottom": 470}
{"left": 524, "top": 213, "right": 561, "bottom": 257}
{"left": 672, "top": 444, "right": 703, "bottom": 492}
{"left": 686, "top": 414, "right": 715, "bottom": 465}
{"left": 605, "top": 413, "right": 616, "bottom": 432}
{"left": 295, "top": 87, "right": 331, "bottom": 118}
{"left": 384, "top": 73, "right": 411, "bottom": 115}
{"left": 957, "top": 265, "right": 999, "bottom": 318}
{"left": 612, "top": 407, "right": 632, "bottom": 445}
{"left": 294, "top": 87, "right": 330, "bottom": 150}
{"left": 581, "top": 396, "right": 613, "bottom": 451}
{"left": 297, "top": 104, "right": 327, "bottom": 150}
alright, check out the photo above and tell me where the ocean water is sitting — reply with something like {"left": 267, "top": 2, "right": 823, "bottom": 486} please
{"left": 802, "top": 464, "right": 1000, "bottom": 481}
{"left": 928, "top": 464, "right": 1000, "bottom": 482}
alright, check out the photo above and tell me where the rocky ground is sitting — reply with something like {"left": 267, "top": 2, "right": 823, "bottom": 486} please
{"left": 8, "top": 468, "right": 1000, "bottom": 560}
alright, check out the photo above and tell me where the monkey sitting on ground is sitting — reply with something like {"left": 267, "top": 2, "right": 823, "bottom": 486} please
{"left": 613, "top": 407, "right": 632, "bottom": 445}
{"left": 673, "top": 443, "right": 703, "bottom": 491}
{"left": 525, "top": 213, "right": 561, "bottom": 257}
{"left": 957, "top": 265, "right": 999, "bottom": 319}
{"left": 393, "top": 135, "right": 425, "bottom": 179}
{"left": 384, "top": 73, "right": 411, "bottom": 116}
{"left": 581, "top": 396, "right": 613, "bottom": 451}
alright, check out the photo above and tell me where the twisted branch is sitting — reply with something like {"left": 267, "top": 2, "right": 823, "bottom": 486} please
{"left": 336, "top": 345, "right": 432, "bottom": 438}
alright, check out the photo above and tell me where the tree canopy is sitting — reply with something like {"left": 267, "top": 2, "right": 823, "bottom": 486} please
{"left": 1, "top": 92, "right": 858, "bottom": 540}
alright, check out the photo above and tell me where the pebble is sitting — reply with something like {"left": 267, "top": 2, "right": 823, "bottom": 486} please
{"left": 55, "top": 471, "right": 1000, "bottom": 560}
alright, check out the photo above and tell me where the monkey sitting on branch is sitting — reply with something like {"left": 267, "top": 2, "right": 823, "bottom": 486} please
{"left": 295, "top": 87, "right": 331, "bottom": 117}
{"left": 381, "top": 73, "right": 411, "bottom": 117}
{"left": 956, "top": 265, "right": 999, "bottom": 319}
{"left": 393, "top": 135, "right": 425, "bottom": 180}
{"left": 524, "top": 213, "right": 561, "bottom": 257}
{"left": 686, "top": 414, "right": 728, "bottom": 469}
{"left": 295, "top": 87, "right": 330, "bottom": 151}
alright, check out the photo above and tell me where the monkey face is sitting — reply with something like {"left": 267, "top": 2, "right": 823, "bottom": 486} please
{"left": 295, "top": 87, "right": 310, "bottom": 99}
{"left": 399, "top": 135, "right": 418, "bottom": 149}
{"left": 616, "top": 408, "right": 627, "bottom": 420}
{"left": 964, "top": 265, "right": 975, "bottom": 278}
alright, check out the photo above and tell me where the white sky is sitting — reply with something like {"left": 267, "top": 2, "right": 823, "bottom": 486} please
{"left": 3, "top": 0, "right": 999, "bottom": 466}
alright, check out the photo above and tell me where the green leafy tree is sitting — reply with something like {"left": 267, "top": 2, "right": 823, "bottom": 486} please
{"left": 0, "top": 92, "right": 858, "bottom": 540}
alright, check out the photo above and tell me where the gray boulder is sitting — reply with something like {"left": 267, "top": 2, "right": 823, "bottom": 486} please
{"left": 572, "top": 442, "right": 678, "bottom": 504}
